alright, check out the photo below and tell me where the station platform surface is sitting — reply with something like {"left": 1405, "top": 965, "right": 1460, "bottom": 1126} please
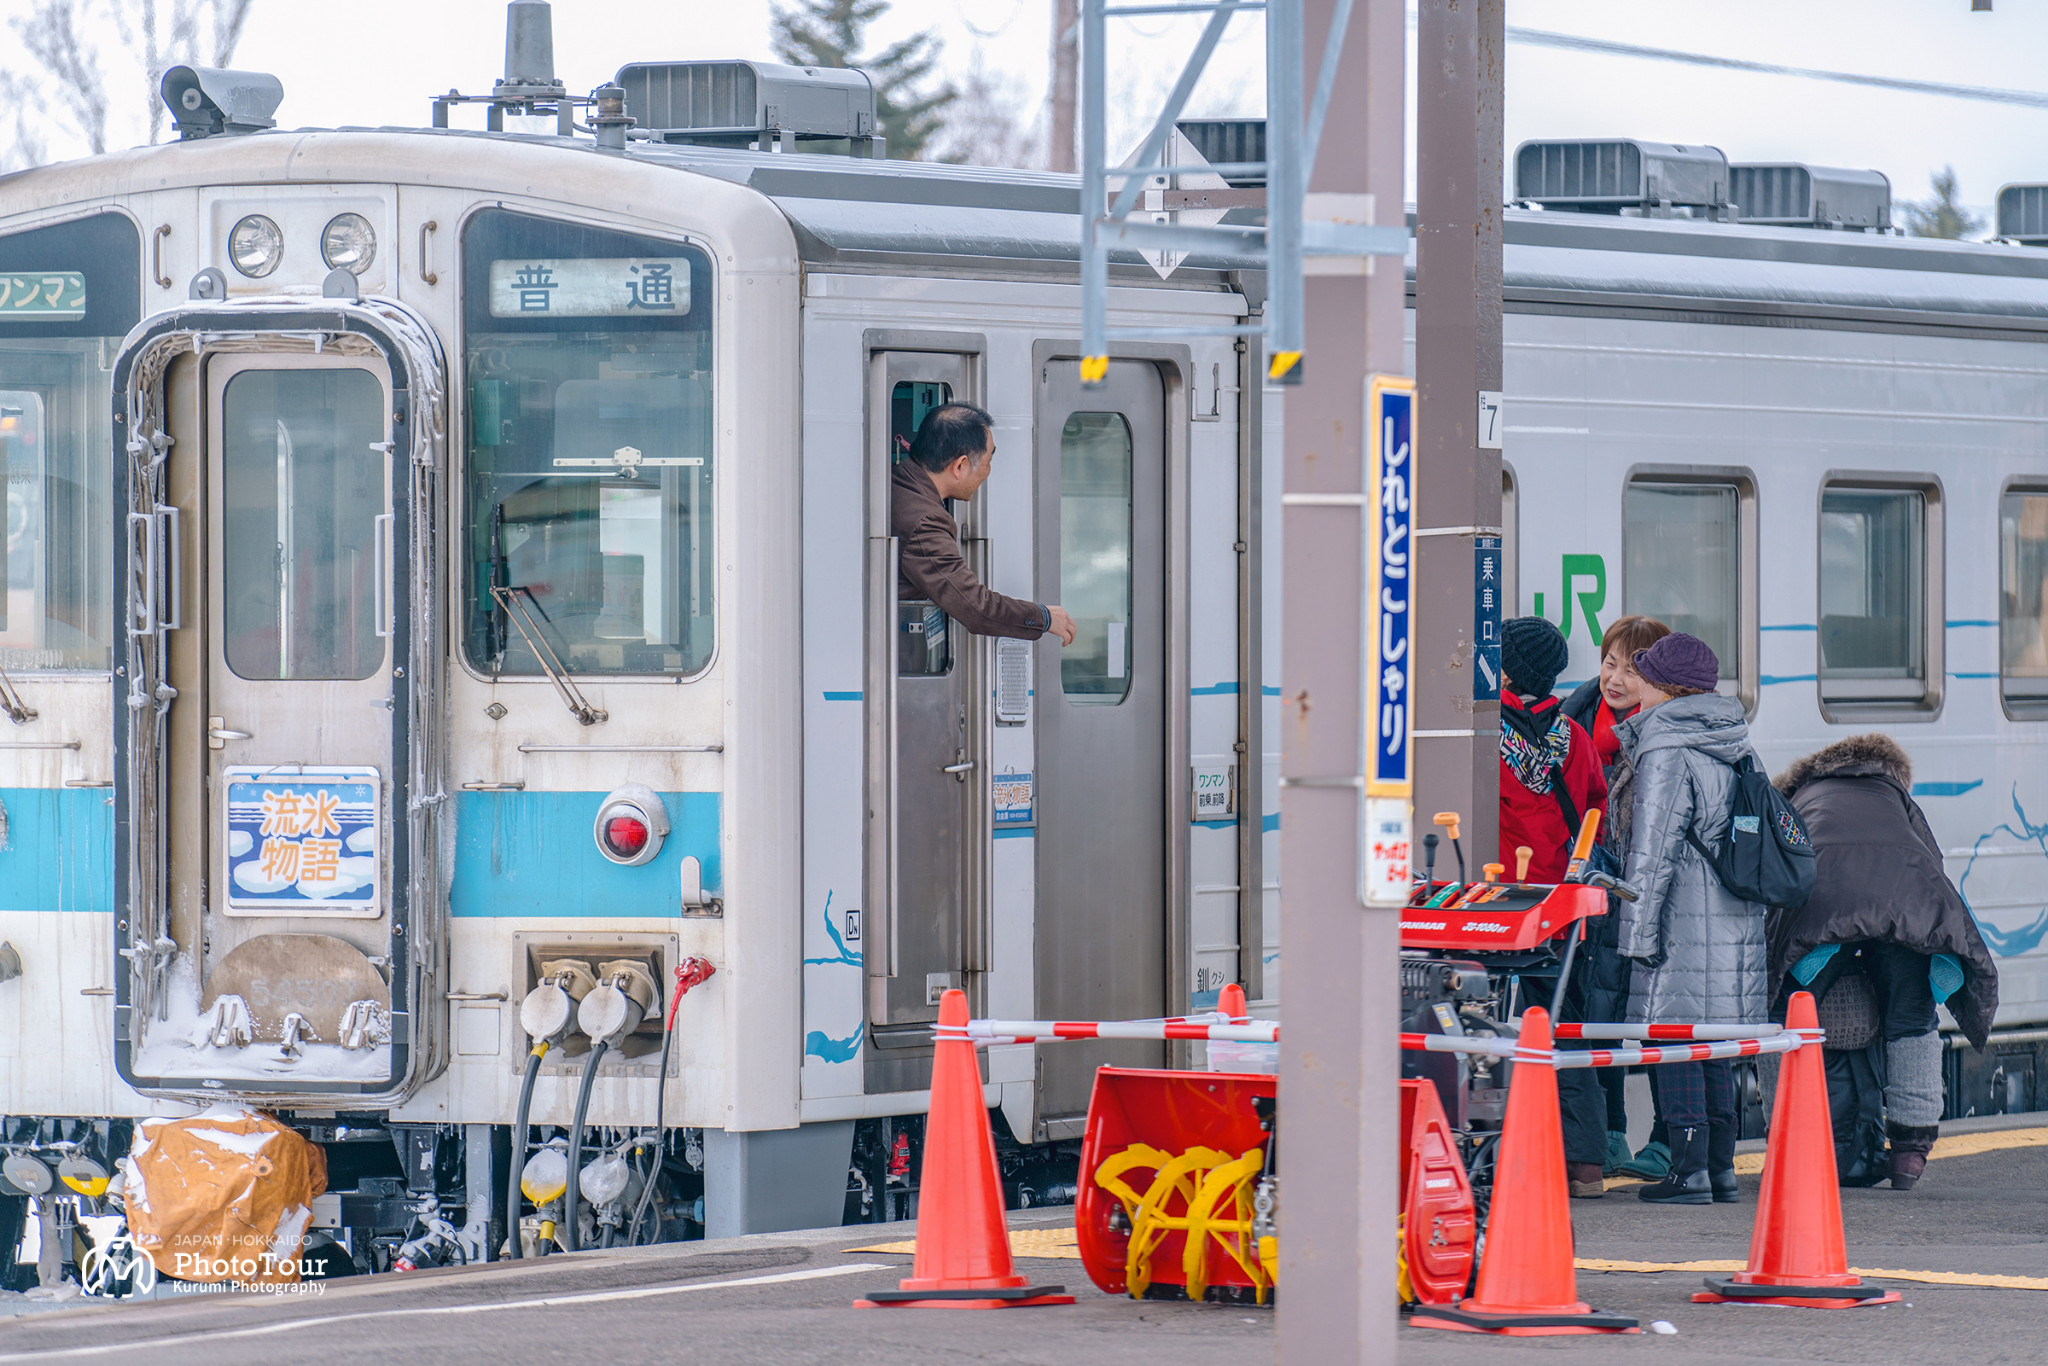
{"left": 0, "top": 1114, "right": 2039, "bottom": 1365}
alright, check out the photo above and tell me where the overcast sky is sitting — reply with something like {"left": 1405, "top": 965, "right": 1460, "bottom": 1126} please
{"left": 9, "top": 0, "right": 2047, "bottom": 223}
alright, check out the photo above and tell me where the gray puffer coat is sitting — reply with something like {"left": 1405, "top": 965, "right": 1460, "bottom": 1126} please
{"left": 1615, "top": 693, "right": 1771, "bottom": 1024}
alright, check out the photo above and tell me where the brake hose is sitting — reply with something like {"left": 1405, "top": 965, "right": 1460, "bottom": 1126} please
{"left": 625, "top": 957, "right": 717, "bottom": 1247}
{"left": 561, "top": 1039, "right": 610, "bottom": 1252}
{"left": 624, "top": 1027, "right": 677, "bottom": 1246}
{"left": 506, "top": 1042, "right": 549, "bottom": 1259}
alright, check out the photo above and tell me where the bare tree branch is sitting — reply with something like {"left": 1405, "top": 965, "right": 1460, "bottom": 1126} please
{"left": 0, "top": 71, "right": 51, "bottom": 171}
{"left": 209, "top": 0, "right": 256, "bottom": 66}
{"left": 0, "top": 3, "right": 258, "bottom": 163}
{"left": 14, "top": 0, "right": 112, "bottom": 155}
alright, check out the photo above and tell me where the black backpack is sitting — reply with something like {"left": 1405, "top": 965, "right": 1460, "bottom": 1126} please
{"left": 1683, "top": 753, "right": 1817, "bottom": 909}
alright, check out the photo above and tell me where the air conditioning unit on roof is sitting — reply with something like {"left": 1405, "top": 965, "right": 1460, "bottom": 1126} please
{"left": 1997, "top": 184, "right": 2048, "bottom": 246}
{"left": 1731, "top": 164, "right": 1890, "bottom": 231}
{"left": 1513, "top": 139, "right": 1729, "bottom": 218}
{"left": 614, "top": 60, "right": 881, "bottom": 154}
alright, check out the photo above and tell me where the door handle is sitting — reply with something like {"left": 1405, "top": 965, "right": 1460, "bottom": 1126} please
{"left": 208, "top": 725, "right": 252, "bottom": 752}
{"left": 941, "top": 761, "right": 975, "bottom": 774}
{"left": 372, "top": 513, "right": 394, "bottom": 638}
{"left": 154, "top": 505, "right": 182, "bottom": 630}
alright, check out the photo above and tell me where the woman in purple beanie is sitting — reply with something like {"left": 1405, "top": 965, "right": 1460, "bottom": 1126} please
{"left": 1613, "top": 633, "right": 1771, "bottom": 1206}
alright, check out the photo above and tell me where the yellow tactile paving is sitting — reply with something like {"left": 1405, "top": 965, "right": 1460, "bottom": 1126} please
{"left": 1577, "top": 1258, "right": 2048, "bottom": 1292}
{"left": 847, "top": 1227, "right": 1083, "bottom": 1259}
{"left": 853, "top": 1132, "right": 2048, "bottom": 1275}
{"left": 1607, "top": 1125, "right": 2048, "bottom": 1189}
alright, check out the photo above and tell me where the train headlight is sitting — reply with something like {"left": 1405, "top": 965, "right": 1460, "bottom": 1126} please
{"left": 228, "top": 214, "right": 283, "bottom": 277}
{"left": 593, "top": 784, "right": 669, "bottom": 867}
{"left": 321, "top": 213, "right": 377, "bottom": 275}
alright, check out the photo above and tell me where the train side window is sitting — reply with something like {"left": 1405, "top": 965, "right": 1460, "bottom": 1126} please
{"left": 1818, "top": 479, "right": 1942, "bottom": 716}
{"left": 1059, "top": 411, "right": 1133, "bottom": 705}
{"left": 459, "top": 210, "right": 715, "bottom": 678}
{"left": 892, "top": 380, "right": 954, "bottom": 678}
{"left": 1622, "top": 470, "right": 1757, "bottom": 709}
{"left": 0, "top": 213, "right": 140, "bottom": 672}
{"left": 2002, "top": 486, "right": 2048, "bottom": 716}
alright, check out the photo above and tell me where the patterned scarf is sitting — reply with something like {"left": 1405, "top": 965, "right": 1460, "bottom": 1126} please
{"left": 1500, "top": 705, "right": 1573, "bottom": 795}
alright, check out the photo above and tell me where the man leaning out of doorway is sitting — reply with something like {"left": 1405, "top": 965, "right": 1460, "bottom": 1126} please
{"left": 892, "top": 402, "right": 1078, "bottom": 644}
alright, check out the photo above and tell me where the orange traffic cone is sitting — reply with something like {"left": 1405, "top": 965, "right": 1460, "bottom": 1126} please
{"left": 1694, "top": 990, "right": 1900, "bottom": 1309}
{"left": 1218, "top": 983, "right": 1248, "bottom": 1020}
{"left": 1411, "top": 1007, "right": 1638, "bottom": 1335}
{"left": 855, "top": 989, "right": 1074, "bottom": 1309}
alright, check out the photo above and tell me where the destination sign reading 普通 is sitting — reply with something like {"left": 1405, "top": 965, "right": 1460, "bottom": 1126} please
{"left": 488, "top": 258, "right": 692, "bottom": 318}
{"left": 0, "top": 272, "right": 86, "bottom": 320}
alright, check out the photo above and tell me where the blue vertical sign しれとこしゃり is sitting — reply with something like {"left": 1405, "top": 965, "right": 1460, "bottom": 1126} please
{"left": 1362, "top": 377, "right": 1414, "bottom": 904}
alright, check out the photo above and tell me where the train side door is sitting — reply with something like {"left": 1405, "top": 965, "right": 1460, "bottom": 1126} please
{"left": 1033, "top": 358, "right": 1169, "bottom": 1122}
{"left": 864, "top": 348, "right": 989, "bottom": 1091}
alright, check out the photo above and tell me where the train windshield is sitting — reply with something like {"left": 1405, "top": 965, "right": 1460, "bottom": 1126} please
{"left": 461, "top": 211, "right": 715, "bottom": 677}
{"left": 0, "top": 214, "right": 139, "bottom": 671}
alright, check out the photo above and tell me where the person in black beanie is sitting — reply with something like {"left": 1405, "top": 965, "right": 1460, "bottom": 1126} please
{"left": 1498, "top": 617, "right": 1607, "bottom": 882}
{"left": 1497, "top": 616, "right": 1612, "bottom": 1198}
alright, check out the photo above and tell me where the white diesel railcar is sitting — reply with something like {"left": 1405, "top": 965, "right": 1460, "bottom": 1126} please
{"left": 0, "top": 35, "right": 2043, "bottom": 1279}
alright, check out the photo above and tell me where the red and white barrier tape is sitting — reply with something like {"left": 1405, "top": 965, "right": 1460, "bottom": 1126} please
{"left": 1399, "top": 1028, "right": 1818, "bottom": 1067}
{"left": 1553, "top": 1022, "right": 1787, "bottom": 1041}
{"left": 940, "top": 1014, "right": 1280, "bottom": 1046}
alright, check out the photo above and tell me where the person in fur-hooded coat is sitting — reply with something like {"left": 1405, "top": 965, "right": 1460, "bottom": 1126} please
{"left": 1771, "top": 733, "right": 2000, "bottom": 1189}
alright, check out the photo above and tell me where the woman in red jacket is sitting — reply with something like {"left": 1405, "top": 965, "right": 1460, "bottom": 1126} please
{"left": 1499, "top": 616, "right": 1612, "bottom": 1198}
{"left": 1498, "top": 617, "right": 1608, "bottom": 881}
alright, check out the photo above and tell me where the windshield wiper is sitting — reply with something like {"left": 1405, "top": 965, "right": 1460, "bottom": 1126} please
{"left": 0, "top": 664, "right": 36, "bottom": 725}
{"left": 490, "top": 584, "right": 607, "bottom": 727}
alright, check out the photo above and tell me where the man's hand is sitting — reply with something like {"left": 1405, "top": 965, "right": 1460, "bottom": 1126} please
{"left": 1045, "top": 605, "right": 1078, "bottom": 646}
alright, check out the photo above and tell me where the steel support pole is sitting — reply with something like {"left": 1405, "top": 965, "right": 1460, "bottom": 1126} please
{"left": 1263, "top": 0, "right": 1304, "bottom": 373}
{"left": 1080, "top": 0, "right": 1108, "bottom": 375}
{"left": 1276, "top": 0, "right": 1403, "bottom": 1358}
{"left": 1413, "top": 0, "right": 1504, "bottom": 863}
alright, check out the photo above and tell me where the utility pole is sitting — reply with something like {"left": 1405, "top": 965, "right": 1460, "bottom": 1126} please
{"left": 1413, "top": 0, "right": 1505, "bottom": 868}
{"left": 1049, "top": 0, "right": 1078, "bottom": 172}
{"left": 1276, "top": 0, "right": 1405, "bottom": 1359}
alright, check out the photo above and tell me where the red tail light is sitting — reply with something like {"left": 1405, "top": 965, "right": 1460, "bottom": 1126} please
{"left": 592, "top": 785, "right": 670, "bottom": 867}
{"left": 603, "top": 815, "right": 650, "bottom": 859}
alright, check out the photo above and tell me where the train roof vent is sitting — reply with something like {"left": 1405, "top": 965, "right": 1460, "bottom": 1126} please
{"left": 1514, "top": 139, "right": 1729, "bottom": 217}
{"left": 614, "top": 60, "right": 880, "bottom": 154}
{"left": 1996, "top": 184, "right": 2048, "bottom": 245}
{"left": 1175, "top": 118, "right": 1266, "bottom": 187}
{"left": 1731, "top": 164, "right": 1890, "bottom": 231}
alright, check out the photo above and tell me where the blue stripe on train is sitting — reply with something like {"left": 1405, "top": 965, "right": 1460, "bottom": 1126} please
{"left": 0, "top": 787, "right": 114, "bottom": 913}
{"left": 452, "top": 791, "right": 721, "bottom": 918}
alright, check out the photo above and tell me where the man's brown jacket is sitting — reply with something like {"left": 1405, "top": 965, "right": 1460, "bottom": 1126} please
{"left": 891, "top": 460, "right": 1047, "bottom": 639}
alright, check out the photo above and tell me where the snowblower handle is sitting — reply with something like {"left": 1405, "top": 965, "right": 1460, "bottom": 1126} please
{"left": 1514, "top": 846, "right": 1532, "bottom": 882}
{"left": 1433, "top": 812, "right": 1461, "bottom": 842}
{"left": 1562, "top": 809, "right": 1602, "bottom": 883}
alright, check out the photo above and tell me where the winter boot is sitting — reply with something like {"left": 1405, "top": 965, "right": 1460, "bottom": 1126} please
{"left": 1616, "top": 1139, "right": 1671, "bottom": 1181}
{"left": 1637, "top": 1125, "right": 1711, "bottom": 1205}
{"left": 1887, "top": 1122, "right": 1939, "bottom": 1191}
{"left": 1603, "top": 1129, "right": 1633, "bottom": 1175}
{"left": 1707, "top": 1118, "right": 1739, "bottom": 1204}
{"left": 1568, "top": 1162, "right": 1607, "bottom": 1199}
